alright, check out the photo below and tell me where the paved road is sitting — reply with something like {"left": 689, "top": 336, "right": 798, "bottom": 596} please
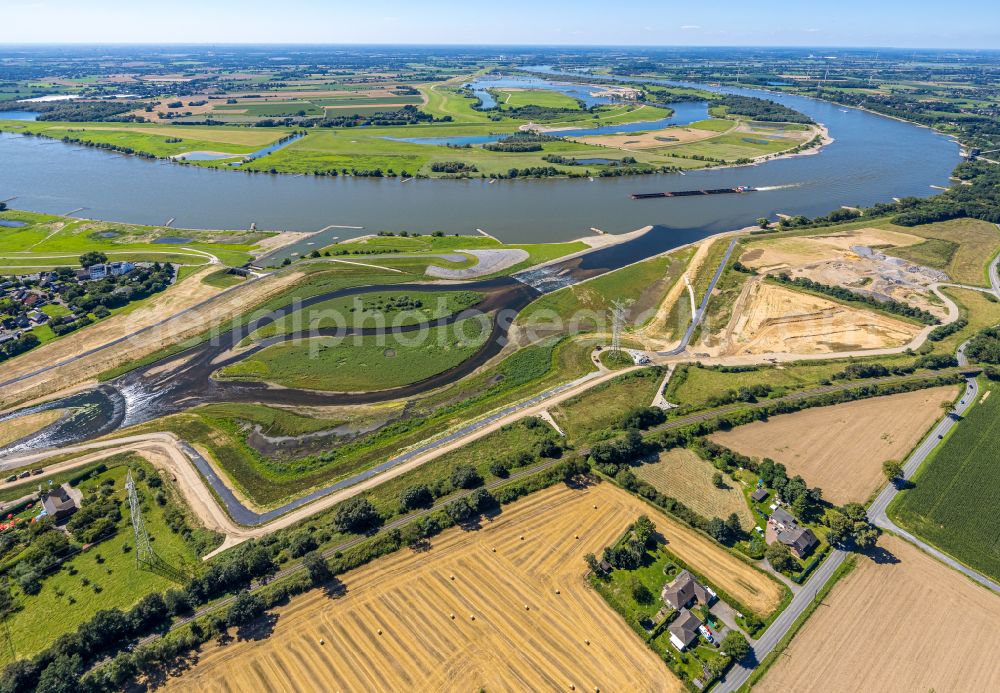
{"left": 659, "top": 237, "right": 738, "bottom": 357}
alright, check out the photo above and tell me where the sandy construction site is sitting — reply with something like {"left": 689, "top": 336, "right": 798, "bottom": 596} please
{"left": 706, "top": 279, "right": 921, "bottom": 356}
{"left": 165, "top": 482, "right": 783, "bottom": 692}
{"left": 709, "top": 387, "right": 959, "bottom": 504}
{"left": 738, "top": 227, "right": 950, "bottom": 319}
{"left": 757, "top": 535, "right": 1000, "bottom": 693}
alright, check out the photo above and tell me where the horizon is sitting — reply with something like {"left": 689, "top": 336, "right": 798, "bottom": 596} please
{"left": 5, "top": 0, "right": 999, "bottom": 50}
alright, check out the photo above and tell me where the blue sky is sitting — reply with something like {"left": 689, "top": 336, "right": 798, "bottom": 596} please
{"left": 6, "top": 0, "right": 999, "bottom": 48}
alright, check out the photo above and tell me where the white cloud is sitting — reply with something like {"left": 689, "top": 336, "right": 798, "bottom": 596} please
{"left": 680, "top": 25, "right": 701, "bottom": 30}
{"left": 803, "top": 28, "right": 821, "bottom": 33}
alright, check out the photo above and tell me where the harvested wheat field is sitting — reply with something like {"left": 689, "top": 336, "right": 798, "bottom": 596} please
{"left": 711, "top": 280, "right": 920, "bottom": 356}
{"left": 635, "top": 449, "right": 755, "bottom": 529}
{"left": 166, "top": 482, "right": 783, "bottom": 693}
{"left": 757, "top": 535, "right": 1000, "bottom": 693}
{"left": 709, "top": 386, "right": 958, "bottom": 504}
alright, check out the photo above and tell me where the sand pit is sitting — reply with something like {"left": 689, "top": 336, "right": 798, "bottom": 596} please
{"left": 709, "top": 386, "right": 958, "bottom": 504}
{"left": 757, "top": 535, "right": 1000, "bottom": 693}
{"left": 710, "top": 280, "right": 920, "bottom": 356}
{"left": 165, "top": 482, "right": 782, "bottom": 692}
{"left": 740, "top": 227, "right": 924, "bottom": 273}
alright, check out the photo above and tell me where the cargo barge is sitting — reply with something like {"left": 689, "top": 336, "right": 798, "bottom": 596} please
{"left": 631, "top": 185, "right": 755, "bottom": 200}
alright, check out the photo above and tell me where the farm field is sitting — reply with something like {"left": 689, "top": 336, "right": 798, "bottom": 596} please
{"left": 0, "top": 120, "right": 289, "bottom": 158}
{"left": 165, "top": 481, "right": 783, "bottom": 692}
{"left": 165, "top": 482, "right": 683, "bottom": 693}
{"left": 756, "top": 535, "right": 1000, "bottom": 693}
{"left": 634, "top": 448, "right": 755, "bottom": 529}
{"left": 663, "top": 356, "right": 917, "bottom": 411}
{"left": 890, "top": 382, "right": 1000, "bottom": 581}
{"left": 219, "top": 316, "right": 491, "bottom": 391}
{"left": 709, "top": 386, "right": 959, "bottom": 505}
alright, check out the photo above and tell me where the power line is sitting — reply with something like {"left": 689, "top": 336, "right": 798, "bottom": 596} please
{"left": 126, "top": 470, "right": 155, "bottom": 570}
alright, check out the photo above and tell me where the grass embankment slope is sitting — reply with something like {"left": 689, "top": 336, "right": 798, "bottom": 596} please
{"left": 0, "top": 209, "right": 266, "bottom": 269}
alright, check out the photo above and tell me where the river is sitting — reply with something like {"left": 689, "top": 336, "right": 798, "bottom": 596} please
{"left": 0, "top": 77, "right": 958, "bottom": 250}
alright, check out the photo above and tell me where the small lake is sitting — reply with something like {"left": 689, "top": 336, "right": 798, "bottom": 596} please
{"left": 152, "top": 236, "right": 193, "bottom": 244}
{"left": 0, "top": 220, "right": 27, "bottom": 228}
{"left": 1, "top": 111, "right": 39, "bottom": 121}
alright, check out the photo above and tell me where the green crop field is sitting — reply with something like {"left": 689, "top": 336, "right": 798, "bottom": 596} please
{"left": 219, "top": 316, "right": 491, "bottom": 391}
{"left": 891, "top": 382, "right": 1000, "bottom": 581}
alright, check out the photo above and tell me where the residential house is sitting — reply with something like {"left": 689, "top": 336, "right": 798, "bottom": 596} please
{"left": 41, "top": 486, "right": 78, "bottom": 522}
{"left": 668, "top": 609, "right": 703, "bottom": 651}
{"left": 662, "top": 570, "right": 716, "bottom": 610}
{"left": 777, "top": 525, "right": 819, "bottom": 558}
{"left": 770, "top": 507, "right": 796, "bottom": 529}
{"left": 751, "top": 487, "right": 769, "bottom": 503}
{"left": 768, "top": 506, "right": 819, "bottom": 558}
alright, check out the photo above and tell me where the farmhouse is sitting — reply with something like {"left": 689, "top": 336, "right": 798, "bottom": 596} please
{"left": 668, "top": 609, "right": 704, "bottom": 651}
{"left": 768, "top": 507, "right": 818, "bottom": 558}
{"left": 41, "top": 485, "right": 78, "bottom": 522}
{"left": 777, "top": 526, "right": 819, "bottom": 558}
{"left": 662, "top": 569, "right": 716, "bottom": 610}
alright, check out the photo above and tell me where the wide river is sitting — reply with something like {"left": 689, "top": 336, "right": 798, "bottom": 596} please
{"left": 0, "top": 76, "right": 959, "bottom": 247}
